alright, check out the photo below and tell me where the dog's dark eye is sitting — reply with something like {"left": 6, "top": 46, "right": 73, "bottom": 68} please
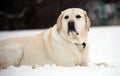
{"left": 64, "top": 15, "right": 69, "bottom": 19}
{"left": 76, "top": 15, "right": 81, "bottom": 19}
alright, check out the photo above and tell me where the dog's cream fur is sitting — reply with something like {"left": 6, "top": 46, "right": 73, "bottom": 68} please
{"left": 0, "top": 8, "right": 91, "bottom": 69}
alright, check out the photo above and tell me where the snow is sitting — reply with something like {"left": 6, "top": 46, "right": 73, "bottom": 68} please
{"left": 0, "top": 26, "right": 120, "bottom": 76}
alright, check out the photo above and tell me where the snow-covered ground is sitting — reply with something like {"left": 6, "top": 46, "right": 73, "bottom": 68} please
{"left": 0, "top": 26, "right": 120, "bottom": 76}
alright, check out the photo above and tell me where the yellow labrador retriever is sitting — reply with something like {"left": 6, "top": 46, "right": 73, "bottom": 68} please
{"left": 0, "top": 8, "right": 91, "bottom": 69}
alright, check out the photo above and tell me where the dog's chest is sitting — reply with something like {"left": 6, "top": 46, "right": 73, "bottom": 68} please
{"left": 52, "top": 44, "right": 82, "bottom": 66}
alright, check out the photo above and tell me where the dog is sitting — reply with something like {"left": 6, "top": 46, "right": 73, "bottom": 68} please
{"left": 0, "top": 8, "right": 91, "bottom": 69}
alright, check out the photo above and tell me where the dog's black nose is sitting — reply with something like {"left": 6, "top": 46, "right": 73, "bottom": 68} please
{"left": 68, "top": 21, "right": 74, "bottom": 26}
{"left": 68, "top": 21, "right": 75, "bottom": 31}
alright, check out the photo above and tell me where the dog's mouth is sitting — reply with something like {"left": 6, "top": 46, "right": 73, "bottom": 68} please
{"left": 67, "top": 21, "right": 79, "bottom": 36}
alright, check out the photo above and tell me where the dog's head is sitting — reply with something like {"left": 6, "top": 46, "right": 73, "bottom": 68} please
{"left": 56, "top": 8, "right": 91, "bottom": 44}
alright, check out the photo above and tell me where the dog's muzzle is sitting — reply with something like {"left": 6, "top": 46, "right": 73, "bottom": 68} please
{"left": 68, "top": 21, "right": 79, "bottom": 36}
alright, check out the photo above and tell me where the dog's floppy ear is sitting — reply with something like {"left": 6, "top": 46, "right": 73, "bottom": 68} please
{"left": 56, "top": 11, "right": 64, "bottom": 31}
{"left": 84, "top": 11, "right": 91, "bottom": 31}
